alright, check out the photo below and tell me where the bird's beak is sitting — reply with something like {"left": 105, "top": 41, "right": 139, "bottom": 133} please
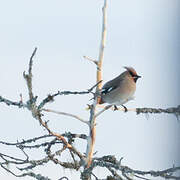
{"left": 137, "top": 75, "right": 141, "bottom": 79}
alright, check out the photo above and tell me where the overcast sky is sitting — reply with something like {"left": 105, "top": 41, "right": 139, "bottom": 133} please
{"left": 0, "top": 0, "right": 180, "bottom": 179}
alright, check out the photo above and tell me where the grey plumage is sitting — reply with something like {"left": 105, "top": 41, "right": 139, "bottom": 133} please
{"left": 99, "top": 67, "right": 141, "bottom": 106}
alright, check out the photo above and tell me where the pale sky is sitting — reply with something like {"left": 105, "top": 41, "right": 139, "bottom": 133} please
{"left": 0, "top": 0, "right": 180, "bottom": 179}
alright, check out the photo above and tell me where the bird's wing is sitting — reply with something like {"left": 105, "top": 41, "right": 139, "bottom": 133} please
{"left": 101, "top": 77, "right": 123, "bottom": 95}
{"left": 101, "top": 84, "right": 117, "bottom": 95}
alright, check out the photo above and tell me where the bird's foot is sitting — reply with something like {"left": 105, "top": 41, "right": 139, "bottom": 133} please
{"left": 121, "top": 105, "right": 128, "bottom": 112}
{"left": 113, "top": 105, "right": 119, "bottom": 111}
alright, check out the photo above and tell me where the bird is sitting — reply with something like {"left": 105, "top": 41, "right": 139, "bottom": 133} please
{"left": 98, "top": 66, "right": 141, "bottom": 111}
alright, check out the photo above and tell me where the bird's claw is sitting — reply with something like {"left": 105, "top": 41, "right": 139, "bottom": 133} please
{"left": 122, "top": 105, "right": 128, "bottom": 112}
{"left": 113, "top": 105, "right": 119, "bottom": 111}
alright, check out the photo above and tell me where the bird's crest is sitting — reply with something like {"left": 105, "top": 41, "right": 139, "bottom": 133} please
{"left": 124, "top": 66, "right": 137, "bottom": 76}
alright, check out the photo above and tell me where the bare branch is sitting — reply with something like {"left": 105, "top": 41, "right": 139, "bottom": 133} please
{"left": 23, "top": 47, "right": 37, "bottom": 102}
{"left": 28, "top": 47, "right": 37, "bottom": 76}
{"left": 0, "top": 135, "right": 52, "bottom": 146}
{"left": 83, "top": 56, "right": 98, "bottom": 66}
{"left": 136, "top": 105, "right": 180, "bottom": 116}
{"left": 38, "top": 91, "right": 90, "bottom": 110}
{"left": 0, "top": 95, "right": 27, "bottom": 108}
{"left": 97, "top": 0, "right": 107, "bottom": 79}
{"left": 33, "top": 110, "right": 85, "bottom": 160}
{"left": 21, "top": 47, "right": 86, "bottom": 164}
{"left": 97, "top": 105, "right": 180, "bottom": 118}
{"left": 0, "top": 152, "right": 25, "bottom": 163}
{"left": 87, "top": 80, "right": 103, "bottom": 93}
{"left": 85, "top": 0, "right": 108, "bottom": 169}
{"left": 107, "top": 167, "right": 124, "bottom": 180}
{"left": 38, "top": 81, "right": 101, "bottom": 110}
{"left": 134, "top": 174, "right": 150, "bottom": 180}
{"left": 58, "top": 177, "right": 69, "bottom": 180}
{"left": 90, "top": 155, "right": 180, "bottom": 180}
{"left": 0, "top": 162, "right": 51, "bottom": 179}
{"left": 42, "top": 108, "right": 89, "bottom": 125}
{"left": 62, "top": 132, "right": 87, "bottom": 140}
{"left": 95, "top": 105, "right": 112, "bottom": 118}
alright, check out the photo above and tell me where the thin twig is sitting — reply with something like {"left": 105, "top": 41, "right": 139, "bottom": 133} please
{"left": 0, "top": 162, "right": 51, "bottom": 179}
{"left": 42, "top": 108, "right": 89, "bottom": 125}
{"left": 0, "top": 153, "right": 25, "bottom": 162}
{"left": 38, "top": 81, "right": 102, "bottom": 110}
{"left": 23, "top": 47, "right": 37, "bottom": 102}
{"left": 95, "top": 105, "right": 112, "bottom": 118}
{"left": 29, "top": 47, "right": 37, "bottom": 76}
{"left": 87, "top": 80, "right": 103, "bottom": 93}
{"left": 83, "top": 56, "right": 98, "bottom": 66}
{"left": 134, "top": 174, "right": 150, "bottom": 180}
{"left": 0, "top": 135, "right": 52, "bottom": 146}
{"left": 0, "top": 96, "right": 27, "bottom": 108}
{"left": 58, "top": 177, "right": 69, "bottom": 180}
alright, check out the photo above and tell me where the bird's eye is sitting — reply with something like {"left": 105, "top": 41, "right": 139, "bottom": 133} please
{"left": 129, "top": 71, "right": 135, "bottom": 77}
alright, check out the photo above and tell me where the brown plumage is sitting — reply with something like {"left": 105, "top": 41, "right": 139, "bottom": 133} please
{"left": 99, "top": 67, "right": 141, "bottom": 107}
